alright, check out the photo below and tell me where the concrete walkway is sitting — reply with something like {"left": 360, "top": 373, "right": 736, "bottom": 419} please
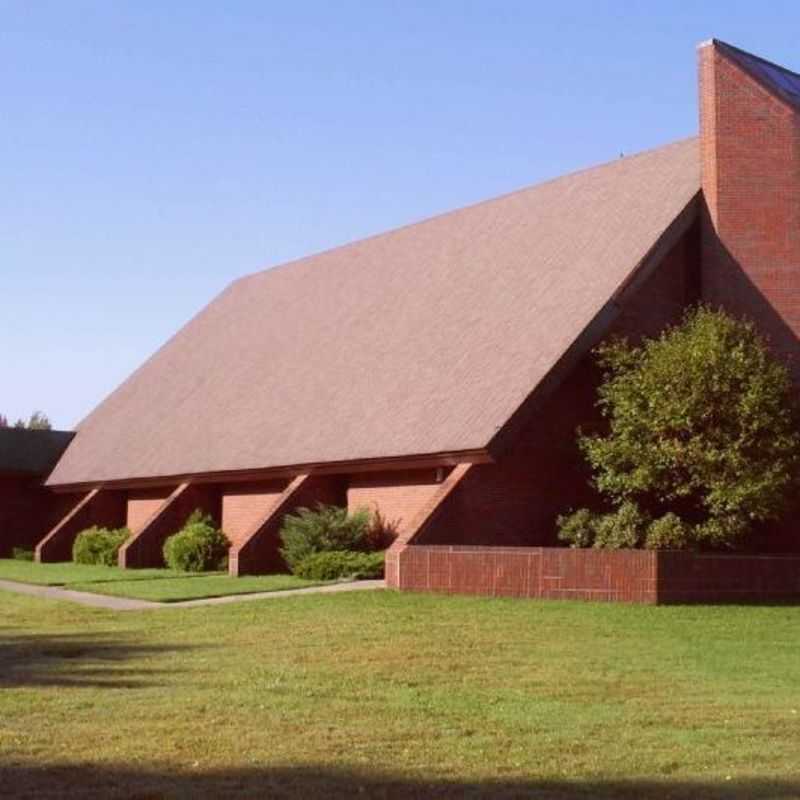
{"left": 0, "top": 578, "right": 385, "bottom": 612}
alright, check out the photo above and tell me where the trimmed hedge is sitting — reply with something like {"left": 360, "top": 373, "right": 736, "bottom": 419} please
{"left": 12, "top": 547, "right": 34, "bottom": 561}
{"left": 162, "top": 509, "right": 230, "bottom": 572}
{"left": 294, "top": 550, "right": 385, "bottom": 581}
{"left": 72, "top": 527, "right": 131, "bottom": 566}
{"left": 279, "top": 504, "right": 370, "bottom": 572}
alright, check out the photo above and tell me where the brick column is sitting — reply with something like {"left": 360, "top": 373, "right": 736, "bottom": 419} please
{"left": 698, "top": 40, "right": 800, "bottom": 376}
{"left": 229, "top": 474, "right": 346, "bottom": 576}
{"left": 385, "top": 463, "right": 474, "bottom": 589}
{"left": 35, "top": 488, "right": 127, "bottom": 563}
{"left": 119, "top": 482, "right": 221, "bottom": 568}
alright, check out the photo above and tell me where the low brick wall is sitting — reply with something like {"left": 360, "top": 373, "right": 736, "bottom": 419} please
{"left": 396, "top": 545, "right": 800, "bottom": 604}
{"left": 657, "top": 552, "right": 800, "bottom": 603}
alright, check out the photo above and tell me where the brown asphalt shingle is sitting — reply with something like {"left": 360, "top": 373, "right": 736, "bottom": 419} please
{"left": 47, "top": 137, "right": 700, "bottom": 486}
{"left": 0, "top": 429, "right": 74, "bottom": 476}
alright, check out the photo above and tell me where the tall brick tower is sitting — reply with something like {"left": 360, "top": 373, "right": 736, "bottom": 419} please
{"left": 698, "top": 39, "right": 800, "bottom": 375}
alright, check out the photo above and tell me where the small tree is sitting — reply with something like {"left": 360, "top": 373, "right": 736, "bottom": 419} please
{"left": 559, "top": 307, "right": 800, "bottom": 550}
{"left": 0, "top": 414, "right": 7, "bottom": 428}
{"left": 26, "top": 411, "right": 52, "bottom": 430}
{"left": 11, "top": 411, "right": 52, "bottom": 430}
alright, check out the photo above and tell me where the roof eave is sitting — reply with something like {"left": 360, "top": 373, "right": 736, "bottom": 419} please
{"left": 44, "top": 447, "right": 494, "bottom": 493}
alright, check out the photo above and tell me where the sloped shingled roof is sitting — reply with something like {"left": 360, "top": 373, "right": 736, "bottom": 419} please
{"left": 0, "top": 429, "right": 74, "bottom": 476}
{"left": 48, "top": 137, "right": 700, "bottom": 487}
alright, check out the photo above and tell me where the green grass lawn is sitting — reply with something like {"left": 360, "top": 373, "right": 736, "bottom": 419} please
{"left": 69, "top": 574, "right": 323, "bottom": 602}
{"left": 0, "top": 560, "right": 320, "bottom": 602}
{"left": 0, "top": 559, "right": 190, "bottom": 586}
{"left": 1, "top": 589, "right": 799, "bottom": 799}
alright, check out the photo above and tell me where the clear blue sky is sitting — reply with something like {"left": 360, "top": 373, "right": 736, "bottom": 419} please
{"left": 3, "top": 1, "right": 799, "bottom": 428}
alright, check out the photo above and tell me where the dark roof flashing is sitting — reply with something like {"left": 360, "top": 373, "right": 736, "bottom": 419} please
{"left": 709, "top": 39, "right": 800, "bottom": 111}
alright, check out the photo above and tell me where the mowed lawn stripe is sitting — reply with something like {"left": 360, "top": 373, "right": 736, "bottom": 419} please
{"left": 0, "top": 559, "right": 198, "bottom": 586}
{"left": 1, "top": 589, "right": 799, "bottom": 798}
{"left": 0, "top": 560, "right": 325, "bottom": 602}
{"left": 68, "top": 574, "right": 324, "bottom": 602}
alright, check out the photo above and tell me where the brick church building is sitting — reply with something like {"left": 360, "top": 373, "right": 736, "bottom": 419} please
{"left": 10, "top": 40, "right": 800, "bottom": 600}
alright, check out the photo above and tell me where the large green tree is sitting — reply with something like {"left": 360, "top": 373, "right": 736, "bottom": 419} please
{"left": 559, "top": 307, "right": 800, "bottom": 550}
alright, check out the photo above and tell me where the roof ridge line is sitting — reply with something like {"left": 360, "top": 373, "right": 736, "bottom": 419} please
{"left": 710, "top": 38, "right": 800, "bottom": 82}
{"left": 236, "top": 136, "right": 699, "bottom": 285}
{"left": 704, "top": 39, "right": 800, "bottom": 115}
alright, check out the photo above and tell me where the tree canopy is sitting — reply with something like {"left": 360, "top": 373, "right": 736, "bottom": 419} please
{"left": 1, "top": 411, "right": 52, "bottom": 430}
{"left": 559, "top": 307, "right": 800, "bottom": 550}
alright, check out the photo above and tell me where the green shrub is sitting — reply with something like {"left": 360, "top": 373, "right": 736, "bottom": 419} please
{"left": 363, "top": 507, "right": 400, "bottom": 551}
{"left": 162, "top": 509, "right": 230, "bottom": 572}
{"left": 294, "top": 550, "right": 385, "bottom": 581}
{"left": 72, "top": 526, "right": 131, "bottom": 566}
{"left": 557, "top": 508, "right": 600, "bottom": 548}
{"left": 592, "top": 502, "right": 649, "bottom": 549}
{"left": 645, "top": 513, "right": 690, "bottom": 550}
{"left": 279, "top": 504, "right": 370, "bottom": 572}
{"left": 558, "top": 503, "right": 649, "bottom": 549}
{"left": 568, "top": 307, "right": 800, "bottom": 549}
{"left": 693, "top": 514, "right": 749, "bottom": 548}
{"left": 11, "top": 547, "right": 34, "bottom": 561}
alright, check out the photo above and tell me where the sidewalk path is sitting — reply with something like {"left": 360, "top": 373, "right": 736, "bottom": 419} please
{"left": 0, "top": 578, "right": 385, "bottom": 611}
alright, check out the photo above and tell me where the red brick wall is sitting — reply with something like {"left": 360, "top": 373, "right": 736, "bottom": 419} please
{"left": 119, "top": 483, "right": 221, "bottom": 568}
{"left": 658, "top": 551, "right": 800, "bottom": 603}
{"left": 127, "top": 488, "right": 173, "bottom": 532}
{"left": 420, "top": 361, "right": 596, "bottom": 547}
{"left": 418, "top": 228, "right": 698, "bottom": 549}
{"left": 398, "top": 545, "right": 800, "bottom": 604}
{"left": 610, "top": 223, "right": 700, "bottom": 340}
{"left": 398, "top": 546, "right": 658, "bottom": 602}
{"left": 222, "top": 481, "right": 286, "bottom": 547}
{"left": 230, "top": 474, "right": 347, "bottom": 575}
{"left": 0, "top": 475, "right": 76, "bottom": 556}
{"left": 36, "top": 488, "right": 128, "bottom": 562}
{"left": 696, "top": 42, "right": 800, "bottom": 551}
{"left": 347, "top": 469, "right": 445, "bottom": 535}
{"left": 399, "top": 545, "right": 541, "bottom": 597}
{"left": 699, "top": 42, "right": 800, "bottom": 375}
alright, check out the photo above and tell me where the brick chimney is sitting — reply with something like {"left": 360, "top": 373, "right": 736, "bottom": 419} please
{"left": 698, "top": 39, "right": 800, "bottom": 374}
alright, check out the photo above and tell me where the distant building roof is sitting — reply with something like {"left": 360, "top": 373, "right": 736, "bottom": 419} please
{"left": 0, "top": 428, "right": 75, "bottom": 477}
{"left": 47, "top": 137, "right": 699, "bottom": 487}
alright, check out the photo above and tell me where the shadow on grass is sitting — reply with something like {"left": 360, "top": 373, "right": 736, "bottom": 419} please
{"left": 0, "top": 764, "right": 797, "bottom": 800}
{"left": 0, "top": 631, "right": 204, "bottom": 689}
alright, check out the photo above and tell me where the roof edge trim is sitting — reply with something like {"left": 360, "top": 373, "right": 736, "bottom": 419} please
{"left": 237, "top": 138, "right": 700, "bottom": 286}
{"left": 45, "top": 448, "right": 493, "bottom": 493}
{"left": 711, "top": 39, "right": 800, "bottom": 113}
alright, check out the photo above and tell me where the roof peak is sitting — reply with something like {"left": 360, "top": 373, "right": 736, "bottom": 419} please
{"left": 702, "top": 39, "right": 800, "bottom": 111}
{"left": 712, "top": 39, "right": 800, "bottom": 78}
{"left": 238, "top": 137, "right": 697, "bottom": 286}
